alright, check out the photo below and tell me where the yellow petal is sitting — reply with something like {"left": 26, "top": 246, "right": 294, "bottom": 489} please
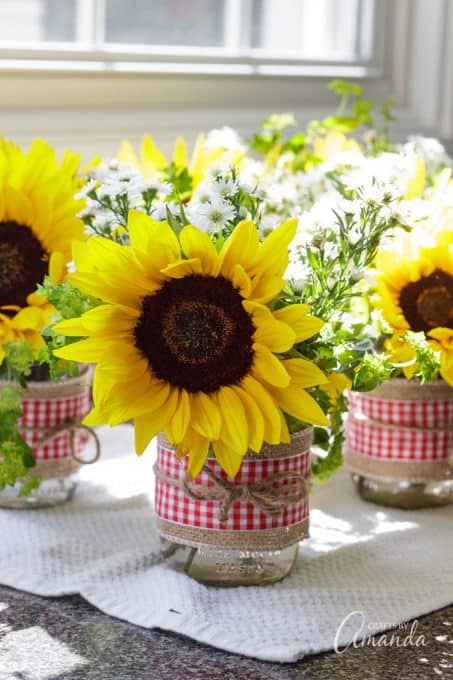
{"left": 190, "top": 392, "right": 222, "bottom": 439}
{"left": 231, "top": 385, "right": 264, "bottom": 453}
{"left": 141, "top": 135, "right": 168, "bottom": 173}
{"left": 161, "top": 258, "right": 202, "bottom": 278}
{"left": 273, "top": 305, "right": 324, "bottom": 342}
{"left": 134, "top": 388, "right": 179, "bottom": 454}
{"left": 245, "top": 302, "right": 296, "bottom": 352}
{"left": 52, "top": 317, "right": 87, "bottom": 337}
{"left": 49, "top": 251, "right": 67, "bottom": 285}
{"left": 271, "top": 384, "right": 329, "bottom": 426}
{"left": 10, "top": 306, "right": 44, "bottom": 331}
{"left": 219, "top": 219, "right": 259, "bottom": 277}
{"left": 53, "top": 337, "right": 110, "bottom": 362}
{"left": 240, "top": 375, "right": 281, "bottom": 444}
{"left": 81, "top": 303, "right": 140, "bottom": 334}
{"left": 282, "top": 358, "right": 328, "bottom": 387}
{"left": 180, "top": 428, "right": 210, "bottom": 478}
{"left": 165, "top": 389, "right": 191, "bottom": 443}
{"left": 252, "top": 343, "right": 291, "bottom": 388}
{"left": 251, "top": 218, "right": 297, "bottom": 279}
{"left": 230, "top": 264, "right": 252, "bottom": 297}
{"left": 179, "top": 225, "right": 220, "bottom": 275}
{"left": 215, "top": 386, "right": 248, "bottom": 454}
{"left": 212, "top": 438, "right": 243, "bottom": 479}
{"left": 108, "top": 377, "right": 171, "bottom": 425}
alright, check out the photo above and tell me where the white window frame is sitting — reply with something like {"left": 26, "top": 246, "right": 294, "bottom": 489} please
{"left": 0, "top": 0, "right": 450, "bottom": 156}
{"left": 0, "top": 0, "right": 379, "bottom": 75}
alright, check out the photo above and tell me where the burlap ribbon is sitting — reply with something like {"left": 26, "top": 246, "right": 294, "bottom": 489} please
{"left": 346, "top": 412, "right": 453, "bottom": 482}
{"left": 154, "top": 463, "right": 308, "bottom": 524}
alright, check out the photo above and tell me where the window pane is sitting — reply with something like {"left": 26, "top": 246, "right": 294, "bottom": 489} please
{"left": 251, "top": 0, "right": 372, "bottom": 60}
{"left": 0, "top": 0, "right": 76, "bottom": 43}
{"left": 105, "top": 0, "right": 226, "bottom": 48}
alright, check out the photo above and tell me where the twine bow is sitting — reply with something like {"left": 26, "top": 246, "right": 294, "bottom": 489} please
{"left": 155, "top": 463, "right": 308, "bottom": 523}
{"left": 24, "top": 416, "right": 101, "bottom": 464}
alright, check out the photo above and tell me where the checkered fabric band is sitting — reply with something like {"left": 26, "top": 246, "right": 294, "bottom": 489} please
{"left": 346, "top": 391, "right": 453, "bottom": 463}
{"left": 155, "top": 443, "right": 310, "bottom": 532}
{"left": 19, "top": 390, "right": 91, "bottom": 461}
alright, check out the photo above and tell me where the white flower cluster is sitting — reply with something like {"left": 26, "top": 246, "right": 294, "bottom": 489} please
{"left": 400, "top": 135, "right": 451, "bottom": 178}
{"left": 76, "top": 159, "right": 173, "bottom": 240}
{"left": 185, "top": 169, "right": 261, "bottom": 233}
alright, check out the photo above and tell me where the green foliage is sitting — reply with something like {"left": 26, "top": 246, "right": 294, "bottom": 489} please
{"left": 402, "top": 331, "right": 441, "bottom": 382}
{"left": 37, "top": 276, "right": 100, "bottom": 379}
{"left": 292, "top": 204, "right": 395, "bottom": 322}
{"left": 327, "top": 80, "right": 363, "bottom": 98}
{"left": 160, "top": 163, "right": 193, "bottom": 201}
{"left": 38, "top": 276, "right": 99, "bottom": 320}
{"left": 0, "top": 386, "right": 37, "bottom": 493}
{"left": 0, "top": 341, "right": 35, "bottom": 384}
{"left": 248, "top": 79, "right": 396, "bottom": 162}
{"left": 311, "top": 392, "right": 348, "bottom": 481}
{"left": 248, "top": 113, "right": 297, "bottom": 155}
{"left": 352, "top": 352, "right": 394, "bottom": 392}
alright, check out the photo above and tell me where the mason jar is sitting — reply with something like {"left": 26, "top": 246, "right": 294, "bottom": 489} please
{"left": 154, "top": 429, "right": 313, "bottom": 586}
{"left": 0, "top": 369, "right": 93, "bottom": 509}
{"left": 345, "top": 380, "right": 453, "bottom": 510}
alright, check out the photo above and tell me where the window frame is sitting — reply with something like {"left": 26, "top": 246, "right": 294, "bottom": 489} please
{"left": 0, "top": 0, "right": 382, "bottom": 77}
{"left": 5, "top": 0, "right": 446, "bottom": 158}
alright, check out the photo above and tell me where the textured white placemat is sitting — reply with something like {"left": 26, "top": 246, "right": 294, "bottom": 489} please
{"left": 1, "top": 426, "right": 452, "bottom": 663}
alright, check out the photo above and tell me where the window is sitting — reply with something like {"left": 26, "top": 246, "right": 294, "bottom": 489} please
{"left": 0, "top": 0, "right": 376, "bottom": 73}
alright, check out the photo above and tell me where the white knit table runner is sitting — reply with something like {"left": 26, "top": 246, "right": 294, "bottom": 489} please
{"left": 1, "top": 426, "right": 452, "bottom": 663}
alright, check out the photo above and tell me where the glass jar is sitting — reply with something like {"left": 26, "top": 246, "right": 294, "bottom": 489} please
{"left": 155, "top": 429, "right": 312, "bottom": 586}
{"left": 351, "top": 473, "right": 453, "bottom": 510}
{"left": 160, "top": 537, "right": 299, "bottom": 586}
{"left": 0, "top": 466, "right": 79, "bottom": 509}
{"left": 346, "top": 379, "right": 453, "bottom": 510}
{"left": 0, "top": 370, "right": 93, "bottom": 510}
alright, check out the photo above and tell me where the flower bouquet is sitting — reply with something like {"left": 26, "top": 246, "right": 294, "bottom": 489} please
{"left": 0, "top": 138, "right": 98, "bottom": 508}
{"left": 45, "top": 110, "right": 407, "bottom": 583}
{"left": 345, "top": 222, "right": 453, "bottom": 509}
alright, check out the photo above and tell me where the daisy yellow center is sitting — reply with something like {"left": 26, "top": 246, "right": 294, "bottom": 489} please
{"left": 0, "top": 221, "right": 48, "bottom": 308}
{"left": 399, "top": 269, "right": 453, "bottom": 332}
{"left": 134, "top": 274, "right": 255, "bottom": 393}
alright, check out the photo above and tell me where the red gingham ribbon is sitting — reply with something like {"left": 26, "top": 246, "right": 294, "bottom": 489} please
{"left": 346, "top": 392, "right": 453, "bottom": 462}
{"left": 19, "top": 391, "right": 91, "bottom": 461}
{"left": 155, "top": 443, "right": 310, "bottom": 531}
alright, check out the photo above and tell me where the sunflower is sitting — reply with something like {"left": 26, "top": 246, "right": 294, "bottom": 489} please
{"left": 373, "top": 228, "right": 453, "bottom": 385}
{"left": 53, "top": 215, "right": 328, "bottom": 477}
{"left": 0, "top": 137, "right": 85, "bottom": 362}
{"left": 118, "top": 134, "right": 243, "bottom": 193}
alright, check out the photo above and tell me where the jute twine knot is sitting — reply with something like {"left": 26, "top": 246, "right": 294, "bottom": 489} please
{"left": 154, "top": 463, "right": 308, "bottom": 524}
{"left": 23, "top": 416, "right": 101, "bottom": 464}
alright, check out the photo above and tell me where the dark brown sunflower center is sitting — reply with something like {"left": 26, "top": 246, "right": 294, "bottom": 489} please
{"left": 133, "top": 274, "right": 255, "bottom": 393}
{"left": 399, "top": 269, "right": 453, "bottom": 332}
{"left": 0, "top": 221, "right": 48, "bottom": 309}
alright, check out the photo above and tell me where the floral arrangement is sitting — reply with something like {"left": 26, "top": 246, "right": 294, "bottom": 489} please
{"left": 2, "top": 79, "right": 450, "bottom": 495}
{"left": 0, "top": 137, "right": 85, "bottom": 492}
{"left": 356, "top": 220, "right": 453, "bottom": 388}
{"left": 44, "top": 88, "right": 420, "bottom": 481}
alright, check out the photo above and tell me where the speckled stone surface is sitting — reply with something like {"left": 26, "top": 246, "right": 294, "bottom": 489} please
{"left": 0, "top": 585, "right": 452, "bottom": 679}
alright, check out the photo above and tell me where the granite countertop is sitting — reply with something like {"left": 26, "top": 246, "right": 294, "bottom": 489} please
{"left": 1, "top": 585, "right": 452, "bottom": 679}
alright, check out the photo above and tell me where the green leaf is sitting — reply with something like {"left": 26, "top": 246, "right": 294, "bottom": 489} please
{"left": 323, "top": 116, "right": 360, "bottom": 132}
{"left": 18, "top": 476, "right": 41, "bottom": 497}
{"left": 327, "top": 79, "right": 363, "bottom": 97}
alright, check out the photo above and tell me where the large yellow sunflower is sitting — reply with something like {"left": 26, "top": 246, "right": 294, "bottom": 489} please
{"left": 373, "top": 228, "right": 453, "bottom": 385}
{"left": 118, "top": 134, "right": 243, "bottom": 192}
{"left": 0, "top": 138, "right": 85, "bottom": 362}
{"left": 53, "top": 215, "right": 328, "bottom": 477}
